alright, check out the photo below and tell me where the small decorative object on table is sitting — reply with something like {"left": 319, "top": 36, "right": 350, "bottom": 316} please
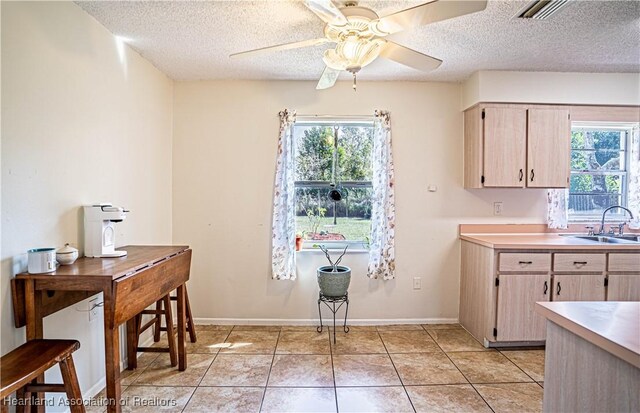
{"left": 56, "top": 243, "right": 79, "bottom": 265}
{"left": 316, "top": 245, "right": 350, "bottom": 343}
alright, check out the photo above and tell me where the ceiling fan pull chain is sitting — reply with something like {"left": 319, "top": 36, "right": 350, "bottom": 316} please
{"left": 352, "top": 72, "right": 357, "bottom": 91}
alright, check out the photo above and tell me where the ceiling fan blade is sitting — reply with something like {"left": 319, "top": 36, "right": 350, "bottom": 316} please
{"left": 304, "top": 0, "right": 348, "bottom": 26}
{"left": 230, "top": 38, "right": 329, "bottom": 58}
{"left": 374, "top": 0, "right": 488, "bottom": 35}
{"left": 380, "top": 41, "right": 442, "bottom": 72}
{"left": 316, "top": 66, "right": 340, "bottom": 90}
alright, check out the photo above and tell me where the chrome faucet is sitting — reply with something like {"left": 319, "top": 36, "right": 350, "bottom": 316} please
{"left": 599, "top": 206, "right": 634, "bottom": 235}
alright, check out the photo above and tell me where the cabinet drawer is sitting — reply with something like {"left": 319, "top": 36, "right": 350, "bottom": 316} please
{"left": 499, "top": 253, "right": 551, "bottom": 272}
{"left": 554, "top": 253, "right": 605, "bottom": 272}
{"left": 608, "top": 254, "right": 640, "bottom": 272}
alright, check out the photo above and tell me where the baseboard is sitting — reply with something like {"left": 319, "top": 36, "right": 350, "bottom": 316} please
{"left": 193, "top": 317, "right": 459, "bottom": 326}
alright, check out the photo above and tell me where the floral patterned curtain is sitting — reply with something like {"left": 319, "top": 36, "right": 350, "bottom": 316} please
{"left": 271, "top": 109, "right": 297, "bottom": 280}
{"left": 368, "top": 110, "right": 396, "bottom": 280}
{"left": 546, "top": 189, "right": 569, "bottom": 229}
{"left": 628, "top": 127, "right": 640, "bottom": 229}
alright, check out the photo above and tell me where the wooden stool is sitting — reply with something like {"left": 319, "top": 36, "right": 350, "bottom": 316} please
{"left": 153, "top": 286, "right": 197, "bottom": 344}
{"left": 127, "top": 294, "right": 177, "bottom": 369}
{"left": 1, "top": 339, "right": 84, "bottom": 413}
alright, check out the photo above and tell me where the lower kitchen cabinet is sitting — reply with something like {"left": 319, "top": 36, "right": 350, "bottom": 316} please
{"left": 607, "top": 274, "right": 640, "bottom": 301}
{"left": 496, "top": 274, "right": 550, "bottom": 341}
{"left": 552, "top": 274, "right": 606, "bottom": 301}
{"left": 459, "top": 240, "right": 639, "bottom": 347}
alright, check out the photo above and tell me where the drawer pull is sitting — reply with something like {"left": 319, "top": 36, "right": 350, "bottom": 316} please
{"left": 518, "top": 261, "right": 533, "bottom": 265}
{"left": 543, "top": 281, "right": 548, "bottom": 295}
{"left": 573, "top": 261, "right": 588, "bottom": 265}
{"left": 556, "top": 282, "right": 561, "bottom": 296}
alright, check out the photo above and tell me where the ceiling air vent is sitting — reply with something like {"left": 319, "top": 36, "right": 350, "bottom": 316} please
{"left": 516, "top": 0, "right": 572, "bottom": 19}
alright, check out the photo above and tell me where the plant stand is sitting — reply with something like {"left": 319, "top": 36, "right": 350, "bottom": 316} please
{"left": 317, "top": 292, "right": 349, "bottom": 344}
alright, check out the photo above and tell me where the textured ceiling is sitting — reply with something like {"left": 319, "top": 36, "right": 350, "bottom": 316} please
{"left": 76, "top": 0, "right": 640, "bottom": 82}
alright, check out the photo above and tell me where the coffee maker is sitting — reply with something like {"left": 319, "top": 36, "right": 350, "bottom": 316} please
{"left": 83, "top": 204, "right": 128, "bottom": 258}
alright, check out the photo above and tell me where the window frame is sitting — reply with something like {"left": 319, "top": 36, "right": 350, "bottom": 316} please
{"left": 293, "top": 119, "right": 374, "bottom": 248}
{"left": 568, "top": 122, "right": 632, "bottom": 222}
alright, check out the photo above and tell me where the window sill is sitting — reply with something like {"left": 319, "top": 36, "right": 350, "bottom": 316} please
{"left": 297, "top": 248, "right": 369, "bottom": 254}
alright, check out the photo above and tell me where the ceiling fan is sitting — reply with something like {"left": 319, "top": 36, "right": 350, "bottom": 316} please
{"left": 230, "top": 0, "right": 488, "bottom": 90}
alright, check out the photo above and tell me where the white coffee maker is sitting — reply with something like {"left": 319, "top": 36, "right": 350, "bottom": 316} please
{"left": 83, "top": 204, "right": 128, "bottom": 258}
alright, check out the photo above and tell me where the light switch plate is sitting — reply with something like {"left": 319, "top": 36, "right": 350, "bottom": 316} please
{"left": 413, "top": 277, "right": 421, "bottom": 290}
{"left": 494, "top": 202, "right": 503, "bottom": 216}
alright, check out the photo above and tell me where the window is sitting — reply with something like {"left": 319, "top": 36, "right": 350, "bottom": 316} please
{"left": 569, "top": 123, "right": 631, "bottom": 221}
{"left": 293, "top": 121, "right": 374, "bottom": 246}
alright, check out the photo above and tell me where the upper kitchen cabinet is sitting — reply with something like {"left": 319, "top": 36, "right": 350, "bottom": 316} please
{"left": 527, "top": 108, "right": 571, "bottom": 188}
{"left": 463, "top": 103, "right": 571, "bottom": 189}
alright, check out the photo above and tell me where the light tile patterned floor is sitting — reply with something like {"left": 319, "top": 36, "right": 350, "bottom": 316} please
{"left": 87, "top": 324, "right": 545, "bottom": 413}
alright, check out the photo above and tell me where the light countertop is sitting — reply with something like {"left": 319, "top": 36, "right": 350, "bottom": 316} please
{"left": 460, "top": 233, "right": 640, "bottom": 250}
{"left": 536, "top": 301, "right": 640, "bottom": 368}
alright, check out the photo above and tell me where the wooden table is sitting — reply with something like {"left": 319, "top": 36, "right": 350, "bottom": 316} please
{"left": 11, "top": 245, "right": 192, "bottom": 413}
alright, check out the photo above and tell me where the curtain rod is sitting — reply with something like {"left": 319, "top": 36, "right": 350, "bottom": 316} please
{"left": 296, "top": 114, "right": 375, "bottom": 123}
{"left": 296, "top": 114, "right": 374, "bottom": 119}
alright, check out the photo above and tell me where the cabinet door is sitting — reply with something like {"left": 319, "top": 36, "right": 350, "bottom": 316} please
{"left": 527, "top": 108, "right": 571, "bottom": 188}
{"left": 482, "top": 107, "right": 527, "bottom": 187}
{"left": 607, "top": 274, "right": 640, "bottom": 301}
{"left": 496, "top": 274, "right": 550, "bottom": 341}
{"left": 552, "top": 274, "right": 605, "bottom": 301}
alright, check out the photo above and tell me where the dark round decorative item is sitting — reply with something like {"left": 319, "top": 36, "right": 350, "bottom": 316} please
{"left": 328, "top": 186, "right": 343, "bottom": 201}
{"left": 317, "top": 265, "right": 351, "bottom": 297}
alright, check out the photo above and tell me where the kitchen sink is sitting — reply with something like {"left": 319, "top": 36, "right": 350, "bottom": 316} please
{"left": 560, "top": 234, "right": 639, "bottom": 243}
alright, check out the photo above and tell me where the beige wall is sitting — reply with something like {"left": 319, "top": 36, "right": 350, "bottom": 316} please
{"left": 1, "top": 0, "right": 173, "bottom": 401}
{"left": 462, "top": 71, "right": 640, "bottom": 109}
{"left": 172, "top": 80, "right": 548, "bottom": 324}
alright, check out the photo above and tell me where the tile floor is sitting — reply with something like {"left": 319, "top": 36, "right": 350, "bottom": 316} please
{"left": 87, "top": 324, "right": 545, "bottom": 413}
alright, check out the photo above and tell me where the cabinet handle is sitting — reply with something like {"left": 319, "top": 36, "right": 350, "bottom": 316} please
{"left": 530, "top": 169, "right": 535, "bottom": 181}
{"left": 518, "top": 261, "right": 533, "bottom": 265}
{"left": 573, "top": 261, "right": 588, "bottom": 265}
{"left": 543, "top": 281, "right": 548, "bottom": 295}
{"left": 519, "top": 169, "right": 523, "bottom": 182}
{"left": 556, "top": 282, "right": 561, "bottom": 296}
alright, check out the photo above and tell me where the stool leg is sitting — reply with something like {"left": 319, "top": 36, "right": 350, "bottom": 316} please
{"left": 59, "top": 356, "right": 85, "bottom": 413}
{"left": 163, "top": 295, "right": 178, "bottom": 367}
{"left": 184, "top": 289, "right": 197, "bottom": 343}
{"left": 153, "top": 300, "right": 162, "bottom": 342}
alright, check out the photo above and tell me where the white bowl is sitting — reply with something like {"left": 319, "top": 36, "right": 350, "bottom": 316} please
{"left": 56, "top": 244, "right": 79, "bottom": 265}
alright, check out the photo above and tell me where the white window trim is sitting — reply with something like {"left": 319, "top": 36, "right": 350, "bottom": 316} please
{"left": 568, "top": 122, "right": 633, "bottom": 222}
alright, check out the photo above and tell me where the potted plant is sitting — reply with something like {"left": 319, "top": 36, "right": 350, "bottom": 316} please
{"left": 317, "top": 245, "right": 351, "bottom": 297}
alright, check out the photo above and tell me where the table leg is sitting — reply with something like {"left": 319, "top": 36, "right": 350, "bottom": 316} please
{"left": 126, "top": 317, "right": 138, "bottom": 370}
{"left": 103, "top": 292, "right": 122, "bottom": 413}
{"left": 176, "top": 284, "right": 186, "bottom": 371}
{"left": 24, "top": 280, "right": 44, "bottom": 413}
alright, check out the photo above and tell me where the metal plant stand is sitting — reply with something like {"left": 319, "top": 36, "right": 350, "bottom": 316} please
{"left": 317, "top": 292, "right": 349, "bottom": 344}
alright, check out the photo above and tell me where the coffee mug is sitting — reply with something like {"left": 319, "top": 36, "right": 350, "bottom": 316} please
{"left": 27, "top": 248, "right": 57, "bottom": 274}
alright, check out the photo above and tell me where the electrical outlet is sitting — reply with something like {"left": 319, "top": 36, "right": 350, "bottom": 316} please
{"left": 413, "top": 277, "right": 422, "bottom": 290}
{"left": 89, "top": 297, "right": 99, "bottom": 322}
{"left": 493, "top": 202, "right": 503, "bottom": 216}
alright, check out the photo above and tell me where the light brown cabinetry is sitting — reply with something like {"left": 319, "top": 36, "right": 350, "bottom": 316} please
{"left": 482, "top": 107, "right": 527, "bottom": 187}
{"left": 526, "top": 108, "right": 571, "bottom": 188}
{"left": 607, "top": 253, "right": 640, "bottom": 301}
{"left": 463, "top": 103, "right": 570, "bottom": 189}
{"left": 496, "top": 274, "right": 549, "bottom": 341}
{"left": 459, "top": 242, "right": 639, "bottom": 347}
{"left": 552, "top": 274, "right": 606, "bottom": 301}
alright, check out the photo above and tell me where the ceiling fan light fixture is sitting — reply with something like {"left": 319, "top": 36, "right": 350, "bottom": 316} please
{"left": 322, "top": 36, "right": 385, "bottom": 71}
